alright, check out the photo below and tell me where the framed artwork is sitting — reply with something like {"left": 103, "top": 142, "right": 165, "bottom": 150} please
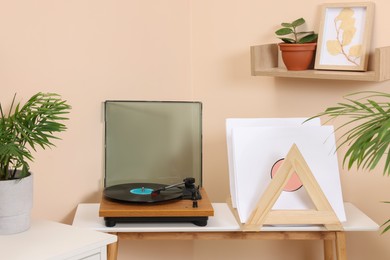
{"left": 314, "top": 2, "right": 374, "bottom": 71}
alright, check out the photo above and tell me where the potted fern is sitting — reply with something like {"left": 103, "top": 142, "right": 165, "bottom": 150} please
{"left": 308, "top": 91, "right": 390, "bottom": 233}
{"left": 0, "top": 92, "right": 71, "bottom": 234}
{"left": 275, "top": 17, "right": 318, "bottom": 70}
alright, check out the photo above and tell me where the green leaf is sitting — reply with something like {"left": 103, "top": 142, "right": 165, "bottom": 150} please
{"left": 276, "top": 18, "right": 316, "bottom": 44}
{"left": 384, "top": 146, "right": 390, "bottom": 176}
{"left": 368, "top": 99, "right": 386, "bottom": 115}
{"left": 381, "top": 218, "right": 390, "bottom": 234}
{"left": 291, "top": 18, "right": 305, "bottom": 27}
{"left": 306, "top": 91, "right": 390, "bottom": 175}
{"left": 281, "top": 22, "right": 293, "bottom": 28}
{"left": 0, "top": 92, "right": 71, "bottom": 180}
{"left": 298, "top": 34, "right": 318, "bottom": 43}
{"left": 275, "top": 28, "right": 294, "bottom": 36}
{"left": 279, "top": 38, "right": 296, "bottom": 43}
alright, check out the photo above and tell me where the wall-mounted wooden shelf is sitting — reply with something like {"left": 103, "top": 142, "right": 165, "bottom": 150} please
{"left": 250, "top": 44, "right": 390, "bottom": 82}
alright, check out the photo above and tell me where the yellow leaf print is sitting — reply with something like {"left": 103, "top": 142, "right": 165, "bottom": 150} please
{"left": 335, "top": 8, "right": 354, "bottom": 21}
{"left": 340, "top": 17, "right": 355, "bottom": 31}
{"left": 327, "top": 40, "right": 342, "bottom": 55}
{"left": 329, "top": 7, "right": 360, "bottom": 65}
{"left": 349, "top": 45, "right": 362, "bottom": 58}
{"left": 342, "top": 28, "right": 356, "bottom": 46}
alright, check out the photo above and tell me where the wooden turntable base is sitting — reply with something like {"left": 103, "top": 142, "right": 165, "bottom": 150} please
{"left": 99, "top": 188, "right": 214, "bottom": 227}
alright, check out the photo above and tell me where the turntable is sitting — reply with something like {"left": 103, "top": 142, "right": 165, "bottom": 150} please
{"left": 100, "top": 178, "right": 214, "bottom": 227}
{"left": 99, "top": 101, "right": 214, "bottom": 227}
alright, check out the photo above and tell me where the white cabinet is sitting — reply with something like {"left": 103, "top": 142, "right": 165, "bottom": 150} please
{"left": 0, "top": 219, "right": 117, "bottom": 260}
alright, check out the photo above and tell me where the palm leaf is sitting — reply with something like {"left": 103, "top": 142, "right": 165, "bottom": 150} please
{"left": 382, "top": 218, "right": 390, "bottom": 234}
{"left": 0, "top": 92, "right": 71, "bottom": 180}
{"left": 307, "top": 91, "right": 390, "bottom": 175}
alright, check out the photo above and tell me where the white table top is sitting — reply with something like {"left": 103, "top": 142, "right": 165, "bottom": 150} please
{"left": 0, "top": 219, "right": 117, "bottom": 260}
{"left": 72, "top": 202, "right": 379, "bottom": 232}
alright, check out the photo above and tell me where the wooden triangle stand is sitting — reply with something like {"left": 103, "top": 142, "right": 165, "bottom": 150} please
{"left": 242, "top": 143, "right": 343, "bottom": 231}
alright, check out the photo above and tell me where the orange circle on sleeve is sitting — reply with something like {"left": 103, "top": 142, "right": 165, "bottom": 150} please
{"left": 271, "top": 158, "right": 303, "bottom": 192}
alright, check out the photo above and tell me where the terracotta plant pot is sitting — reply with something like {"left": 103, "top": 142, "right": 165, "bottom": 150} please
{"left": 279, "top": 42, "right": 317, "bottom": 71}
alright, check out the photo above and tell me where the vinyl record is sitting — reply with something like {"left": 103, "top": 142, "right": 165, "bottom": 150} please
{"left": 103, "top": 183, "right": 183, "bottom": 203}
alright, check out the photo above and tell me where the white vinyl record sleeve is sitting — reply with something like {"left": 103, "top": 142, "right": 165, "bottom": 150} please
{"left": 226, "top": 118, "right": 321, "bottom": 208}
{"left": 231, "top": 125, "right": 346, "bottom": 224}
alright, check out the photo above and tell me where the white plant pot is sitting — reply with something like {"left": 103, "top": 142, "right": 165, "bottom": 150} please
{"left": 0, "top": 173, "right": 33, "bottom": 235}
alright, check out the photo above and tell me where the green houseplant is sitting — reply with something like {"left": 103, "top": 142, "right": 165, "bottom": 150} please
{"left": 0, "top": 92, "right": 71, "bottom": 234}
{"left": 275, "top": 17, "right": 318, "bottom": 71}
{"left": 307, "top": 91, "right": 390, "bottom": 233}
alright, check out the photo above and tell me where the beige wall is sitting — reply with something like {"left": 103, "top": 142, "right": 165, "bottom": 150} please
{"left": 1, "top": 0, "right": 389, "bottom": 259}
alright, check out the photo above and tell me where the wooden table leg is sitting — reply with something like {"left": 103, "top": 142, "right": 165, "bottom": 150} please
{"left": 335, "top": 232, "right": 347, "bottom": 260}
{"left": 107, "top": 232, "right": 118, "bottom": 260}
{"left": 324, "top": 238, "right": 334, "bottom": 260}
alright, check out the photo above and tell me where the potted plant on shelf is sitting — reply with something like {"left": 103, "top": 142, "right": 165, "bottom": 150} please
{"left": 307, "top": 91, "right": 390, "bottom": 233}
{"left": 275, "top": 17, "right": 318, "bottom": 70}
{"left": 0, "top": 92, "right": 71, "bottom": 234}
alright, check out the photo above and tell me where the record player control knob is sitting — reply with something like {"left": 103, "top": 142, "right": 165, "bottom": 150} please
{"left": 184, "top": 177, "right": 195, "bottom": 188}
